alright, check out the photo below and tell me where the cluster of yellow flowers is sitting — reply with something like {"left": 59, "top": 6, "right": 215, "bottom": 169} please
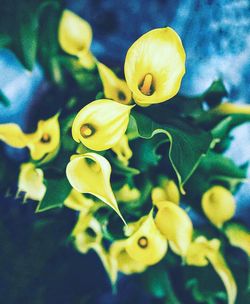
{"left": 1, "top": 9, "right": 250, "bottom": 304}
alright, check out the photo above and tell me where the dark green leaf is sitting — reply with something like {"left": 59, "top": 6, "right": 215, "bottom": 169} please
{"left": 131, "top": 112, "right": 213, "bottom": 193}
{"left": 0, "top": 90, "right": 10, "bottom": 106}
{"left": 36, "top": 177, "right": 72, "bottom": 212}
{"left": 203, "top": 79, "right": 228, "bottom": 107}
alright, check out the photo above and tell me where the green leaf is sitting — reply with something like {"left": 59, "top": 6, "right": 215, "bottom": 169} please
{"left": 107, "top": 153, "right": 140, "bottom": 177}
{"left": 0, "top": 90, "right": 10, "bottom": 106}
{"left": 203, "top": 79, "right": 228, "bottom": 107}
{"left": 0, "top": 33, "right": 11, "bottom": 48}
{"left": 36, "top": 177, "right": 72, "bottom": 212}
{"left": 131, "top": 112, "right": 213, "bottom": 193}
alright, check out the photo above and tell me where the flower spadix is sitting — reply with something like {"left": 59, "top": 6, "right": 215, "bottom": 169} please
{"left": 124, "top": 27, "right": 186, "bottom": 106}
{"left": 66, "top": 153, "right": 125, "bottom": 224}
{"left": 186, "top": 236, "right": 237, "bottom": 304}
{"left": 58, "top": 10, "right": 95, "bottom": 69}
{"left": 0, "top": 114, "right": 60, "bottom": 160}
{"left": 18, "top": 163, "right": 46, "bottom": 202}
{"left": 125, "top": 213, "right": 167, "bottom": 265}
{"left": 155, "top": 201, "right": 193, "bottom": 256}
{"left": 97, "top": 62, "right": 132, "bottom": 105}
{"left": 202, "top": 186, "right": 236, "bottom": 228}
{"left": 72, "top": 99, "right": 133, "bottom": 151}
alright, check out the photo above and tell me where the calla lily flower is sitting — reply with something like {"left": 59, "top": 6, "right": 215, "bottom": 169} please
{"left": 58, "top": 10, "right": 95, "bottom": 69}
{"left": 97, "top": 62, "right": 132, "bottom": 105}
{"left": 224, "top": 223, "right": 250, "bottom": 256}
{"left": 112, "top": 134, "right": 133, "bottom": 165}
{"left": 109, "top": 239, "right": 146, "bottom": 283}
{"left": 202, "top": 186, "right": 236, "bottom": 228}
{"left": 124, "top": 27, "right": 186, "bottom": 106}
{"left": 0, "top": 114, "right": 60, "bottom": 161}
{"left": 125, "top": 212, "right": 168, "bottom": 265}
{"left": 152, "top": 178, "right": 180, "bottom": 207}
{"left": 64, "top": 189, "right": 97, "bottom": 213}
{"left": 73, "top": 213, "right": 114, "bottom": 284}
{"left": 186, "top": 237, "right": 237, "bottom": 304}
{"left": 115, "top": 184, "right": 141, "bottom": 203}
{"left": 155, "top": 201, "right": 193, "bottom": 256}
{"left": 72, "top": 99, "right": 133, "bottom": 151}
{"left": 66, "top": 153, "right": 125, "bottom": 224}
{"left": 212, "top": 102, "right": 250, "bottom": 115}
{"left": 18, "top": 163, "right": 46, "bottom": 202}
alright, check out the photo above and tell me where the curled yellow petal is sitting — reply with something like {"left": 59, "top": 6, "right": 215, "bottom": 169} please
{"left": 111, "top": 134, "right": 133, "bottom": 165}
{"left": 202, "top": 186, "right": 236, "bottom": 228}
{"left": 97, "top": 62, "right": 132, "bottom": 105}
{"left": 66, "top": 153, "right": 125, "bottom": 224}
{"left": 224, "top": 223, "right": 250, "bottom": 256}
{"left": 18, "top": 163, "right": 46, "bottom": 201}
{"left": 28, "top": 114, "right": 60, "bottom": 160}
{"left": 58, "top": 10, "right": 92, "bottom": 56}
{"left": 155, "top": 201, "right": 193, "bottom": 256}
{"left": 124, "top": 27, "right": 186, "bottom": 106}
{"left": 186, "top": 237, "right": 237, "bottom": 304}
{"left": 72, "top": 99, "right": 133, "bottom": 151}
{"left": 125, "top": 212, "right": 168, "bottom": 265}
{"left": 212, "top": 102, "right": 250, "bottom": 115}
{"left": 0, "top": 124, "right": 30, "bottom": 148}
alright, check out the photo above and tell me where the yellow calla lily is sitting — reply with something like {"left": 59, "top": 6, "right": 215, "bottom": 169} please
{"left": 73, "top": 213, "right": 114, "bottom": 284}
{"left": 224, "top": 223, "right": 250, "bottom": 256}
{"left": 28, "top": 114, "right": 60, "bottom": 160}
{"left": 202, "top": 186, "right": 236, "bottom": 228}
{"left": 111, "top": 134, "right": 133, "bottom": 165}
{"left": 125, "top": 212, "right": 168, "bottom": 265}
{"left": 109, "top": 239, "right": 146, "bottom": 283}
{"left": 212, "top": 102, "right": 250, "bottom": 115}
{"left": 115, "top": 184, "right": 141, "bottom": 203}
{"left": 152, "top": 178, "right": 180, "bottom": 207}
{"left": 72, "top": 99, "right": 133, "bottom": 151}
{"left": 66, "top": 153, "right": 125, "bottom": 224}
{"left": 58, "top": 10, "right": 95, "bottom": 69}
{"left": 124, "top": 27, "right": 186, "bottom": 106}
{"left": 64, "top": 189, "right": 96, "bottom": 213}
{"left": 0, "top": 114, "right": 60, "bottom": 161}
{"left": 97, "top": 62, "right": 132, "bottom": 105}
{"left": 155, "top": 201, "right": 193, "bottom": 256}
{"left": 186, "top": 237, "right": 237, "bottom": 304}
{"left": 18, "top": 163, "right": 46, "bottom": 202}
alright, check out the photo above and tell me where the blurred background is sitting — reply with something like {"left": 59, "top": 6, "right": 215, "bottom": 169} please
{"left": 0, "top": 0, "right": 250, "bottom": 303}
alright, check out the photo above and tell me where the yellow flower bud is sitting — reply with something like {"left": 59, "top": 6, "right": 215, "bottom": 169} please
{"left": 58, "top": 10, "right": 95, "bottom": 69}
{"left": 97, "top": 62, "right": 132, "bottom": 105}
{"left": 152, "top": 178, "right": 180, "bottom": 207}
{"left": 202, "top": 186, "right": 236, "bottom": 228}
{"left": 66, "top": 153, "right": 125, "bottom": 224}
{"left": 124, "top": 27, "right": 186, "bottom": 106}
{"left": 186, "top": 237, "right": 237, "bottom": 304}
{"left": 115, "top": 184, "right": 141, "bottom": 203}
{"left": 0, "top": 114, "right": 60, "bottom": 161}
{"left": 125, "top": 213, "right": 168, "bottom": 265}
{"left": 212, "top": 102, "right": 250, "bottom": 115}
{"left": 155, "top": 201, "right": 193, "bottom": 256}
{"left": 224, "top": 223, "right": 250, "bottom": 256}
{"left": 18, "top": 163, "right": 46, "bottom": 202}
{"left": 111, "top": 134, "right": 133, "bottom": 165}
{"left": 72, "top": 99, "right": 133, "bottom": 151}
